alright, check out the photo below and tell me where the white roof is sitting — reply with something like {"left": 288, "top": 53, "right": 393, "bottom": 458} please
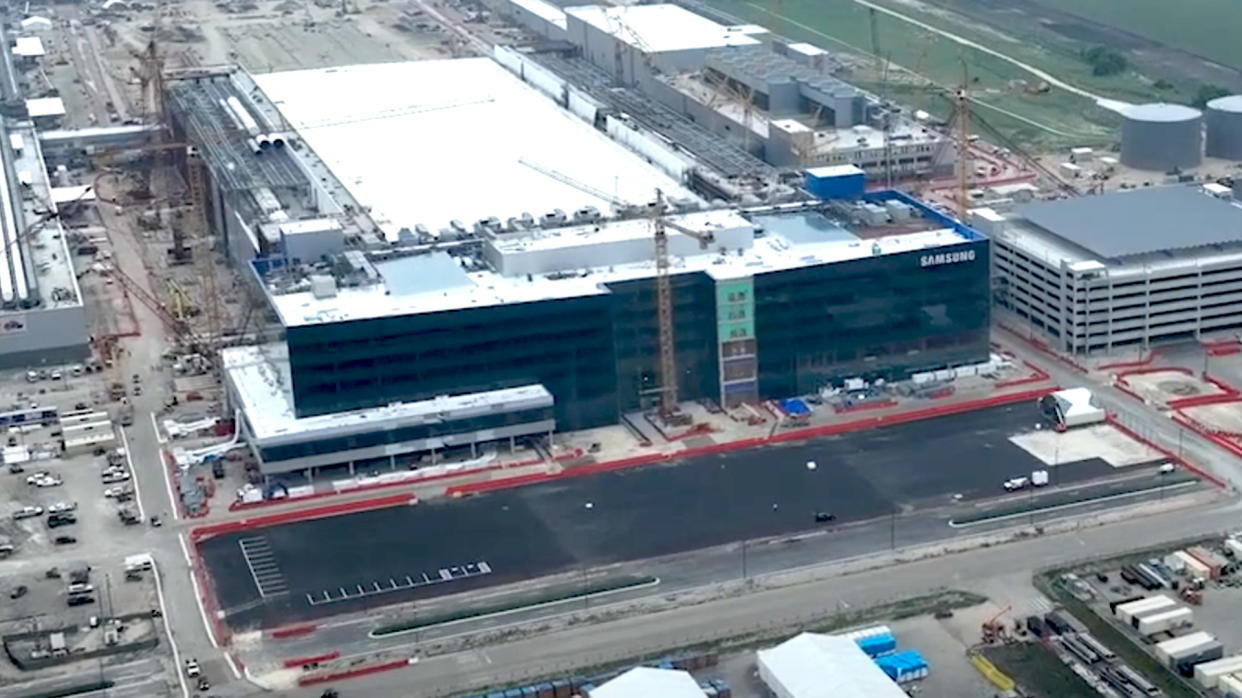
{"left": 20, "top": 16, "right": 52, "bottom": 31}
{"left": 50, "top": 185, "right": 96, "bottom": 204}
{"left": 564, "top": 4, "right": 763, "bottom": 53}
{"left": 222, "top": 343, "right": 552, "bottom": 444}
{"left": 1157, "top": 631, "right": 1216, "bottom": 652}
{"left": 1050, "top": 387, "right": 1103, "bottom": 419}
{"left": 591, "top": 667, "right": 705, "bottom": 698}
{"left": 7, "top": 133, "right": 21, "bottom": 151}
{"left": 806, "top": 164, "right": 864, "bottom": 178}
{"left": 509, "top": 0, "right": 567, "bottom": 29}
{"left": 787, "top": 42, "right": 826, "bottom": 56}
{"left": 266, "top": 210, "right": 968, "bottom": 326}
{"left": 25, "top": 97, "right": 65, "bottom": 118}
{"left": 252, "top": 58, "right": 693, "bottom": 238}
{"left": 12, "top": 36, "right": 44, "bottom": 57}
{"left": 758, "top": 633, "right": 907, "bottom": 698}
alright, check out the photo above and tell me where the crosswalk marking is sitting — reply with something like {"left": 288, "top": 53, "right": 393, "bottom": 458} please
{"left": 238, "top": 536, "right": 288, "bottom": 598}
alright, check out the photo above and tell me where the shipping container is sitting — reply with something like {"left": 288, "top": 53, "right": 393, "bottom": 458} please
{"left": 1164, "top": 552, "right": 1187, "bottom": 574}
{"left": 1045, "top": 609, "right": 1087, "bottom": 635}
{"left": 552, "top": 679, "right": 571, "bottom": 698}
{"left": 1110, "top": 595, "right": 1145, "bottom": 615}
{"left": 1175, "top": 550, "right": 1213, "bottom": 580}
{"left": 1120, "top": 565, "right": 1143, "bottom": 587}
{"left": 804, "top": 165, "right": 866, "bottom": 200}
{"left": 874, "top": 650, "right": 929, "bottom": 683}
{"left": 1197, "top": 655, "right": 1242, "bottom": 689}
{"left": 1137, "top": 606, "right": 1193, "bottom": 636}
{"left": 1116, "top": 595, "right": 1176, "bottom": 624}
{"left": 1187, "top": 547, "right": 1224, "bottom": 579}
{"left": 1026, "top": 615, "right": 1046, "bottom": 637}
{"left": 1156, "top": 631, "right": 1217, "bottom": 664}
{"left": 536, "top": 683, "right": 555, "bottom": 698}
{"left": 1136, "top": 563, "right": 1171, "bottom": 589}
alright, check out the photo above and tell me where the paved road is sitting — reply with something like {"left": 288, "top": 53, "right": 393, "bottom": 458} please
{"left": 280, "top": 496, "right": 1242, "bottom": 697}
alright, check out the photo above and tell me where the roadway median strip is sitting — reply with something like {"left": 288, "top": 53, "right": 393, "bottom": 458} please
{"left": 949, "top": 475, "right": 1199, "bottom": 527}
{"left": 369, "top": 574, "right": 660, "bottom": 638}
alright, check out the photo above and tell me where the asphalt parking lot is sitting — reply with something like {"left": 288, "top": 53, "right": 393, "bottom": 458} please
{"left": 201, "top": 403, "right": 1155, "bottom": 629}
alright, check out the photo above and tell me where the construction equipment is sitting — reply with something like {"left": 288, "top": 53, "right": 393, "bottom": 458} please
{"left": 981, "top": 604, "right": 1013, "bottom": 644}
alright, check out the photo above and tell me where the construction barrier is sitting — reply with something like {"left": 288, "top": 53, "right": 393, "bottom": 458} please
{"left": 269, "top": 623, "right": 318, "bottom": 640}
{"left": 1166, "top": 393, "right": 1242, "bottom": 411}
{"left": 1171, "top": 412, "right": 1242, "bottom": 465}
{"left": 833, "top": 398, "right": 899, "bottom": 415}
{"left": 283, "top": 650, "right": 340, "bottom": 668}
{"left": 969, "top": 654, "right": 1015, "bottom": 692}
{"left": 297, "top": 659, "right": 410, "bottom": 687}
{"left": 448, "top": 387, "right": 1057, "bottom": 497}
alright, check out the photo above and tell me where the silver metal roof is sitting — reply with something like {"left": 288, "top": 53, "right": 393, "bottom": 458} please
{"left": 1208, "top": 95, "right": 1242, "bottom": 114}
{"left": 1017, "top": 186, "right": 1242, "bottom": 261}
{"left": 1124, "top": 103, "right": 1201, "bottom": 123}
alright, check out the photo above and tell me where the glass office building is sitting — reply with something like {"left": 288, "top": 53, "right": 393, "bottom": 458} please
{"left": 279, "top": 236, "right": 990, "bottom": 431}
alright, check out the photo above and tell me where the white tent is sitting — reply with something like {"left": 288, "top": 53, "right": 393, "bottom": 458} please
{"left": 590, "top": 667, "right": 705, "bottom": 698}
{"left": 758, "top": 632, "right": 907, "bottom": 698}
{"left": 20, "top": 16, "right": 52, "bottom": 32}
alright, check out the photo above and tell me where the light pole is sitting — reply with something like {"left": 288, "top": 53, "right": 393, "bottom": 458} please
{"left": 582, "top": 501, "right": 593, "bottom": 611}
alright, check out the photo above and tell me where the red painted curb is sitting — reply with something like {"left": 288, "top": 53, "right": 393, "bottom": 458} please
{"left": 270, "top": 623, "right": 318, "bottom": 640}
{"left": 1106, "top": 413, "right": 1226, "bottom": 489}
{"left": 1115, "top": 365, "right": 1193, "bottom": 378}
{"left": 192, "top": 492, "right": 416, "bottom": 543}
{"left": 283, "top": 650, "right": 340, "bottom": 668}
{"left": 1166, "top": 394, "right": 1242, "bottom": 410}
{"left": 297, "top": 659, "right": 409, "bottom": 686}
{"left": 447, "top": 387, "right": 1057, "bottom": 497}
{"left": 1202, "top": 374, "right": 1241, "bottom": 397}
{"left": 995, "top": 361, "right": 1051, "bottom": 389}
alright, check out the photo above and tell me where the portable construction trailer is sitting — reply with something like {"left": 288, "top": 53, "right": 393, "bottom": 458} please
{"left": 1219, "top": 673, "right": 1242, "bottom": 698}
{"left": 1116, "top": 595, "right": 1176, "bottom": 624}
{"left": 1195, "top": 655, "right": 1242, "bottom": 689}
{"left": 1138, "top": 607, "right": 1193, "bottom": 636}
{"left": 1156, "top": 631, "right": 1218, "bottom": 665}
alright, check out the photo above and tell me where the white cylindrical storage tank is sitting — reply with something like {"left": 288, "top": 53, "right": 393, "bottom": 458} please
{"left": 1206, "top": 95, "right": 1242, "bottom": 160}
{"left": 1121, "top": 103, "right": 1202, "bottom": 171}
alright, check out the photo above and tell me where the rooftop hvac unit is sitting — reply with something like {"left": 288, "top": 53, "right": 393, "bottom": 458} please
{"left": 541, "top": 209, "right": 567, "bottom": 228}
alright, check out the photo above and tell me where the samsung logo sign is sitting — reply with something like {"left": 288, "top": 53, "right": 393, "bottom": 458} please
{"left": 920, "top": 250, "right": 976, "bottom": 267}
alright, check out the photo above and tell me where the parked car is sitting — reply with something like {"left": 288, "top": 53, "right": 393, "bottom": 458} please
{"left": 7, "top": 462, "right": 22, "bottom": 473}
{"left": 46, "top": 502, "right": 76, "bottom": 514}
{"left": 103, "top": 485, "right": 132, "bottom": 499}
{"left": 24, "top": 471, "right": 51, "bottom": 485}
{"left": 184, "top": 658, "right": 201, "bottom": 678}
{"left": 47, "top": 513, "right": 76, "bottom": 528}
{"left": 53, "top": 535, "right": 77, "bottom": 545}
{"left": 66, "top": 595, "right": 94, "bottom": 606}
{"left": 814, "top": 512, "right": 837, "bottom": 523}
{"left": 1003, "top": 476, "right": 1029, "bottom": 491}
{"left": 33, "top": 475, "right": 63, "bottom": 488}
{"left": 11, "top": 505, "right": 43, "bottom": 520}
{"left": 9, "top": 584, "right": 27, "bottom": 599}
{"left": 102, "top": 472, "right": 130, "bottom": 484}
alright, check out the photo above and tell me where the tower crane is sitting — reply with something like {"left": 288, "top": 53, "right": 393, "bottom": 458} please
{"left": 516, "top": 160, "right": 715, "bottom": 421}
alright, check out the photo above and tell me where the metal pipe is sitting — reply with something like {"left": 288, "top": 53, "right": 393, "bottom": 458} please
{"left": 246, "top": 138, "right": 262, "bottom": 155}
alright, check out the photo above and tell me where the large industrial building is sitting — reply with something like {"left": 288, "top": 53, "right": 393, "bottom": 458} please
{"left": 981, "top": 185, "right": 1242, "bottom": 353}
{"left": 163, "top": 7, "right": 991, "bottom": 478}
{"left": 499, "top": 1, "right": 950, "bottom": 179}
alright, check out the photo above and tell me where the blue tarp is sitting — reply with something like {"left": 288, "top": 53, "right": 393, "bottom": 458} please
{"left": 780, "top": 398, "right": 811, "bottom": 416}
{"left": 857, "top": 633, "right": 898, "bottom": 657}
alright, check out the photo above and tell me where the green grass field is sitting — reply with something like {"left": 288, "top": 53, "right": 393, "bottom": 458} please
{"left": 701, "top": 0, "right": 1202, "bottom": 151}
{"left": 1035, "top": 0, "right": 1242, "bottom": 70}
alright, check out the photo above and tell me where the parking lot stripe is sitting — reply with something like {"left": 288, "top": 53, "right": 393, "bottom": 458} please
{"left": 237, "top": 536, "right": 289, "bottom": 598}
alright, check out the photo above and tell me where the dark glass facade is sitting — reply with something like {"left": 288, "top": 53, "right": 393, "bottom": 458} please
{"left": 753, "top": 241, "right": 991, "bottom": 396}
{"left": 282, "top": 239, "right": 989, "bottom": 431}
{"left": 258, "top": 405, "right": 555, "bottom": 463}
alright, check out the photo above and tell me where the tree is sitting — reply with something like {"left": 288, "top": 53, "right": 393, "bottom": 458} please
{"left": 1081, "top": 46, "right": 1127, "bottom": 76}
{"left": 1193, "top": 83, "right": 1230, "bottom": 108}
